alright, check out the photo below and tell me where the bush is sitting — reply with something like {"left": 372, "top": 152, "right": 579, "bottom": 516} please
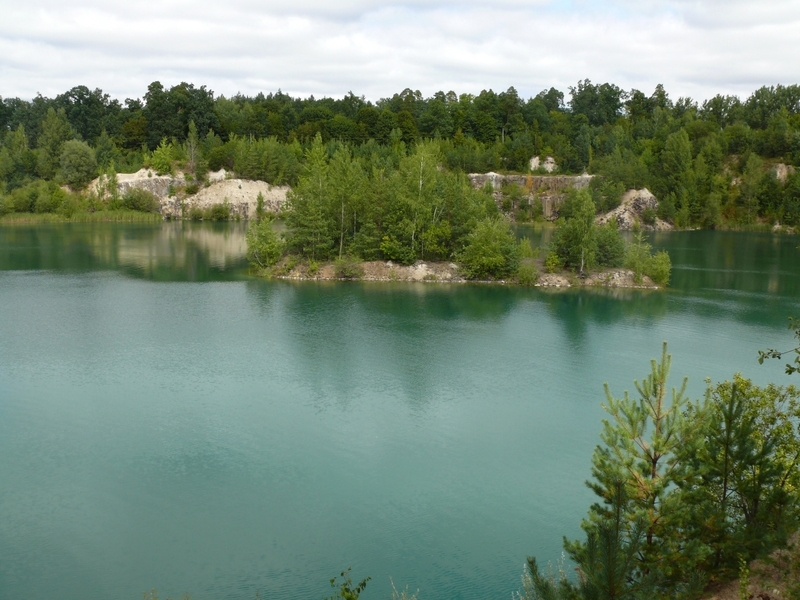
{"left": 544, "top": 251, "right": 562, "bottom": 273}
{"left": 334, "top": 256, "right": 364, "bottom": 279}
{"left": 625, "top": 229, "right": 672, "bottom": 286}
{"left": 516, "top": 262, "right": 539, "bottom": 286}
{"left": 645, "top": 250, "right": 672, "bottom": 286}
{"left": 188, "top": 206, "right": 204, "bottom": 220}
{"left": 458, "top": 217, "right": 520, "bottom": 279}
{"left": 641, "top": 206, "right": 657, "bottom": 226}
{"left": 594, "top": 219, "right": 625, "bottom": 267}
{"left": 550, "top": 189, "right": 601, "bottom": 273}
{"left": 60, "top": 140, "right": 97, "bottom": 189}
{"left": 184, "top": 182, "right": 199, "bottom": 195}
{"left": 205, "top": 202, "right": 231, "bottom": 221}
{"left": 245, "top": 219, "right": 283, "bottom": 268}
{"left": 34, "top": 184, "right": 66, "bottom": 213}
{"left": 121, "top": 188, "right": 160, "bottom": 212}
{"left": 150, "top": 138, "right": 174, "bottom": 175}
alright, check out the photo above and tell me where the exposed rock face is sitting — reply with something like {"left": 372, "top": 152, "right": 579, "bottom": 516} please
{"left": 529, "top": 155, "right": 558, "bottom": 173}
{"left": 92, "top": 168, "right": 288, "bottom": 219}
{"left": 114, "top": 169, "right": 180, "bottom": 198}
{"left": 468, "top": 171, "right": 593, "bottom": 220}
{"left": 159, "top": 179, "right": 289, "bottom": 219}
{"left": 774, "top": 163, "right": 796, "bottom": 183}
{"left": 595, "top": 188, "right": 673, "bottom": 231}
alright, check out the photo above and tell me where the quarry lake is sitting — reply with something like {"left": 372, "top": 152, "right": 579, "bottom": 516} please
{"left": 1, "top": 222, "right": 799, "bottom": 600}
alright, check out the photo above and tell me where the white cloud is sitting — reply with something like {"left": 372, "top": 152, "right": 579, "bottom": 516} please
{"left": 0, "top": 0, "right": 799, "bottom": 102}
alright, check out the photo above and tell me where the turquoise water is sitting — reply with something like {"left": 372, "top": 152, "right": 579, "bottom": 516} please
{"left": 0, "top": 223, "right": 798, "bottom": 600}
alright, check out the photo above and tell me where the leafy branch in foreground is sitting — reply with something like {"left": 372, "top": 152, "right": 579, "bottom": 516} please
{"left": 326, "top": 568, "right": 370, "bottom": 600}
{"left": 758, "top": 316, "right": 800, "bottom": 375}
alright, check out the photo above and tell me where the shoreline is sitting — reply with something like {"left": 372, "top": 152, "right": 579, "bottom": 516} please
{"left": 267, "top": 259, "right": 660, "bottom": 289}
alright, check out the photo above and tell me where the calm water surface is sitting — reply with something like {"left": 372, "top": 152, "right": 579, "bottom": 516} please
{"left": 1, "top": 223, "right": 799, "bottom": 600}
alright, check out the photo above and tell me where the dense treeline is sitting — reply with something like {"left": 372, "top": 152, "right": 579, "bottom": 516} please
{"left": 2, "top": 80, "right": 800, "bottom": 226}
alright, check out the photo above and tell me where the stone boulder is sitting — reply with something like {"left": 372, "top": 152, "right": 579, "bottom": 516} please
{"left": 595, "top": 188, "right": 673, "bottom": 231}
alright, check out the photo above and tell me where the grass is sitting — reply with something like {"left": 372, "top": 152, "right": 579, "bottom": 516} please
{"left": 0, "top": 210, "right": 164, "bottom": 224}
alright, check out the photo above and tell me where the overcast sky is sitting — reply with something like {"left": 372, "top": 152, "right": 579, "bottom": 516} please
{"left": 1, "top": 0, "right": 799, "bottom": 104}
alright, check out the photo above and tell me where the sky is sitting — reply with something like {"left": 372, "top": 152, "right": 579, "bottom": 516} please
{"left": 1, "top": 0, "right": 800, "bottom": 104}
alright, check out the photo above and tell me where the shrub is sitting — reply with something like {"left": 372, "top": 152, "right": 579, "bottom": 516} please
{"left": 307, "top": 259, "right": 320, "bottom": 276}
{"left": 517, "top": 262, "right": 539, "bottom": 286}
{"left": 150, "top": 138, "right": 174, "bottom": 175}
{"left": 34, "top": 183, "right": 66, "bottom": 213}
{"left": 121, "top": 188, "right": 160, "bottom": 212}
{"left": 458, "top": 217, "right": 520, "bottom": 279}
{"left": 60, "top": 140, "right": 97, "bottom": 189}
{"left": 645, "top": 250, "right": 672, "bottom": 286}
{"left": 334, "top": 256, "right": 364, "bottom": 279}
{"left": 205, "top": 202, "right": 231, "bottom": 221}
{"left": 544, "top": 251, "right": 562, "bottom": 273}
{"left": 256, "top": 192, "right": 266, "bottom": 221}
{"left": 245, "top": 219, "right": 283, "bottom": 268}
{"left": 642, "top": 206, "right": 657, "bottom": 226}
{"left": 594, "top": 219, "right": 625, "bottom": 267}
{"left": 184, "top": 182, "right": 199, "bottom": 195}
{"left": 188, "top": 206, "right": 204, "bottom": 220}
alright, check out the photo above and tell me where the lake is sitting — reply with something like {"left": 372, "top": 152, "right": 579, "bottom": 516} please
{"left": 1, "top": 222, "right": 798, "bottom": 600}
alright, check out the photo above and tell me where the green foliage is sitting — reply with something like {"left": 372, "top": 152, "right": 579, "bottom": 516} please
{"left": 550, "top": 189, "right": 597, "bottom": 273}
{"left": 680, "top": 376, "right": 800, "bottom": 576}
{"left": 641, "top": 207, "right": 657, "bottom": 226}
{"left": 594, "top": 219, "right": 625, "bottom": 268}
{"left": 6, "top": 80, "right": 800, "bottom": 229}
{"left": 325, "top": 569, "right": 370, "bottom": 600}
{"left": 141, "top": 589, "right": 190, "bottom": 600}
{"left": 525, "top": 340, "right": 800, "bottom": 599}
{"left": 624, "top": 230, "right": 672, "bottom": 286}
{"left": 516, "top": 261, "right": 539, "bottom": 286}
{"left": 646, "top": 251, "right": 671, "bottom": 287}
{"left": 544, "top": 251, "right": 562, "bottom": 273}
{"left": 333, "top": 255, "right": 364, "bottom": 279}
{"left": 59, "top": 140, "right": 97, "bottom": 189}
{"left": 234, "top": 136, "right": 301, "bottom": 185}
{"left": 255, "top": 191, "right": 265, "bottom": 220}
{"left": 205, "top": 202, "right": 231, "bottom": 221}
{"left": 759, "top": 316, "right": 800, "bottom": 375}
{"left": 285, "top": 135, "right": 496, "bottom": 265}
{"left": 94, "top": 129, "right": 119, "bottom": 170}
{"left": 121, "top": 188, "right": 160, "bottom": 213}
{"left": 458, "top": 217, "right": 520, "bottom": 279}
{"left": 37, "top": 107, "right": 74, "bottom": 179}
{"left": 245, "top": 219, "right": 283, "bottom": 268}
{"left": 150, "top": 138, "right": 174, "bottom": 175}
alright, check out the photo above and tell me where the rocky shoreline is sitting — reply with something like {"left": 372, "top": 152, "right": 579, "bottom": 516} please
{"left": 271, "top": 260, "right": 659, "bottom": 289}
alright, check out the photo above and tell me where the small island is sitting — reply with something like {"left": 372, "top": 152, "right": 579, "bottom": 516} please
{"left": 246, "top": 136, "right": 671, "bottom": 289}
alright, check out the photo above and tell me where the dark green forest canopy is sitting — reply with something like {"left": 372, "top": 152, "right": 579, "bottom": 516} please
{"left": 2, "top": 80, "right": 800, "bottom": 227}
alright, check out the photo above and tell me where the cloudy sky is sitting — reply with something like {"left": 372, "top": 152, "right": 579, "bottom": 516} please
{"left": 1, "top": 0, "right": 799, "bottom": 103}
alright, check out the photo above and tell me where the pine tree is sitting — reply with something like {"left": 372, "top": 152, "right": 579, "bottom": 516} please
{"left": 573, "top": 343, "right": 708, "bottom": 593}
{"left": 37, "top": 107, "right": 74, "bottom": 180}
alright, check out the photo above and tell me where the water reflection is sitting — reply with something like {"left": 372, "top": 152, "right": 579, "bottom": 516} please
{"left": 539, "top": 288, "right": 669, "bottom": 346}
{"left": 0, "top": 222, "right": 250, "bottom": 281}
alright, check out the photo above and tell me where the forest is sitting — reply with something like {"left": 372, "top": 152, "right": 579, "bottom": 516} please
{"left": 0, "top": 80, "right": 799, "bottom": 227}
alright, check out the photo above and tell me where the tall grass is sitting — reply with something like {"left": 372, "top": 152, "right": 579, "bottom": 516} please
{"left": 0, "top": 210, "right": 164, "bottom": 224}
